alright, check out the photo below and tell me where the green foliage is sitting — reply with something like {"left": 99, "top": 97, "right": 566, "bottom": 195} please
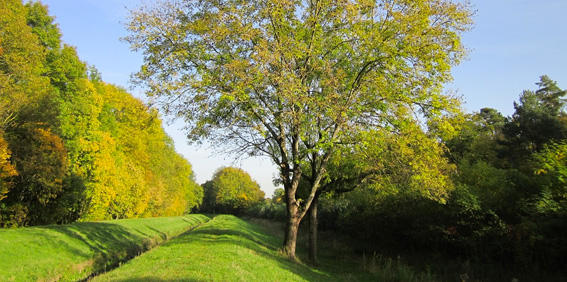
{"left": 0, "top": 0, "right": 203, "bottom": 226}
{"left": 3, "top": 125, "right": 68, "bottom": 226}
{"left": 440, "top": 77, "right": 567, "bottom": 270}
{"left": 247, "top": 188, "right": 287, "bottom": 221}
{"left": 0, "top": 214, "right": 210, "bottom": 281}
{"left": 247, "top": 199, "right": 288, "bottom": 222}
{"left": 311, "top": 120, "right": 457, "bottom": 253}
{"left": 201, "top": 167, "right": 265, "bottom": 215}
{"left": 353, "top": 124, "right": 456, "bottom": 203}
{"left": 445, "top": 108, "right": 507, "bottom": 165}
{"left": 503, "top": 76, "right": 567, "bottom": 161}
{"left": 24, "top": 1, "right": 61, "bottom": 49}
{"left": 534, "top": 141, "right": 567, "bottom": 202}
{"left": 317, "top": 76, "right": 567, "bottom": 276}
{"left": 0, "top": 0, "right": 51, "bottom": 131}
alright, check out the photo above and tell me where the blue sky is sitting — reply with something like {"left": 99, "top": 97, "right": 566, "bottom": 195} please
{"left": 39, "top": 0, "right": 567, "bottom": 196}
{"left": 450, "top": 1, "right": 567, "bottom": 115}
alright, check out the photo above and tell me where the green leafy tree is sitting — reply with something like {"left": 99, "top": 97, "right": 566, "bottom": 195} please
{"left": 436, "top": 78, "right": 567, "bottom": 268}
{"left": 24, "top": 1, "right": 61, "bottom": 50}
{"left": 246, "top": 187, "right": 286, "bottom": 221}
{"left": 23, "top": 1, "right": 94, "bottom": 223}
{"left": 272, "top": 188, "right": 284, "bottom": 202}
{"left": 205, "top": 167, "right": 264, "bottom": 215}
{"left": 0, "top": 0, "right": 49, "bottom": 131}
{"left": 510, "top": 141, "right": 567, "bottom": 268}
{"left": 84, "top": 82, "right": 203, "bottom": 220}
{"left": 533, "top": 141, "right": 567, "bottom": 213}
{"left": 503, "top": 76, "right": 567, "bottom": 162}
{"left": 446, "top": 108, "right": 506, "bottom": 164}
{"left": 4, "top": 125, "right": 68, "bottom": 226}
{"left": 125, "top": 0, "right": 472, "bottom": 259}
{"left": 444, "top": 107, "right": 515, "bottom": 215}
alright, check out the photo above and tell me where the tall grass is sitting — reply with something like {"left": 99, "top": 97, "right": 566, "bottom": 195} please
{"left": 0, "top": 214, "right": 209, "bottom": 281}
{"left": 361, "top": 252, "right": 436, "bottom": 282}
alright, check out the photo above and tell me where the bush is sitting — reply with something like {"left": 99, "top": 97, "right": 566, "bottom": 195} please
{"left": 246, "top": 199, "right": 286, "bottom": 221}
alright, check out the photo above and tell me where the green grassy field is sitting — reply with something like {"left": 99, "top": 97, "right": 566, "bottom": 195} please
{"left": 0, "top": 214, "right": 209, "bottom": 281}
{"left": 1, "top": 214, "right": 437, "bottom": 281}
{"left": 93, "top": 215, "right": 384, "bottom": 281}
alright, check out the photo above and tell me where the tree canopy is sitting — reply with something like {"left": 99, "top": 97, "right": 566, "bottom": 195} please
{"left": 126, "top": 0, "right": 473, "bottom": 259}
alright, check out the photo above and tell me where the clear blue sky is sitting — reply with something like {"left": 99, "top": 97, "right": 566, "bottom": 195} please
{"left": 39, "top": 0, "right": 567, "bottom": 196}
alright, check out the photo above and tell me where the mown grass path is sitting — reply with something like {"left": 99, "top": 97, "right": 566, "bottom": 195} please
{"left": 0, "top": 214, "right": 209, "bottom": 281}
{"left": 93, "top": 215, "right": 377, "bottom": 281}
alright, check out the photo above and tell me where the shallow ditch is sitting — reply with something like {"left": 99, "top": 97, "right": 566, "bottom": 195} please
{"left": 77, "top": 221, "right": 205, "bottom": 282}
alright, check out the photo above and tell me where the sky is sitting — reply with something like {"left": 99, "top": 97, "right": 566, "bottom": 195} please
{"left": 39, "top": 0, "right": 567, "bottom": 197}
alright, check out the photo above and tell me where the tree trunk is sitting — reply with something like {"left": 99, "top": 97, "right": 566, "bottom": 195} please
{"left": 308, "top": 195, "right": 318, "bottom": 262}
{"left": 283, "top": 203, "right": 300, "bottom": 260}
{"left": 281, "top": 156, "right": 327, "bottom": 260}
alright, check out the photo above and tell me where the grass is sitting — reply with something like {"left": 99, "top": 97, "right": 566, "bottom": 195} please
{"left": 0, "top": 214, "right": 442, "bottom": 281}
{"left": 0, "top": 214, "right": 209, "bottom": 281}
{"left": 93, "top": 215, "right": 399, "bottom": 281}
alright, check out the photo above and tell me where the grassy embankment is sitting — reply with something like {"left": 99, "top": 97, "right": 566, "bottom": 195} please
{"left": 0, "top": 214, "right": 209, "bottom": 281}
{"left": 94, "top": 215, "right": 430, "bottom": 281}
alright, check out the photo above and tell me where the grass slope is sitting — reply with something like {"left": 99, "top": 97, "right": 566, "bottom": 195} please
{"left": 0, "top": 214, "right": 209, "bottom": 281}
{"left": 94, "top": 215, "right": 379, "bottom": 281}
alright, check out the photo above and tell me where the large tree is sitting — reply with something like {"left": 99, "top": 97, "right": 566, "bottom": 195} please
{"left": 126, "top": 0, "right": 472, "bottom": 259}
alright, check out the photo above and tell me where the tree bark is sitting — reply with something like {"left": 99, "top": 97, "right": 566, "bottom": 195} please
{"left": 283, "top": 202, "right": 300, "bottom": 260}
{"left": 308, "top": 195, "right": 318, "bottom": 262}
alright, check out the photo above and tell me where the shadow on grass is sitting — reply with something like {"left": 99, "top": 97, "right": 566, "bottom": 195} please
{"left": 39, "top": 222, "right": 149, "bottom": 277}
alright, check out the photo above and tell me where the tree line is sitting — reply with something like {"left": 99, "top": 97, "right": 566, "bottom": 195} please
{"left": 0, "top": 0, "right": 203, "bottom": 227}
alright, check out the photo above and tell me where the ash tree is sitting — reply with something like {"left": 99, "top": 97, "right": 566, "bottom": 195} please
{"left": 125, "top": 0, "right": 472, "bottom": 260}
